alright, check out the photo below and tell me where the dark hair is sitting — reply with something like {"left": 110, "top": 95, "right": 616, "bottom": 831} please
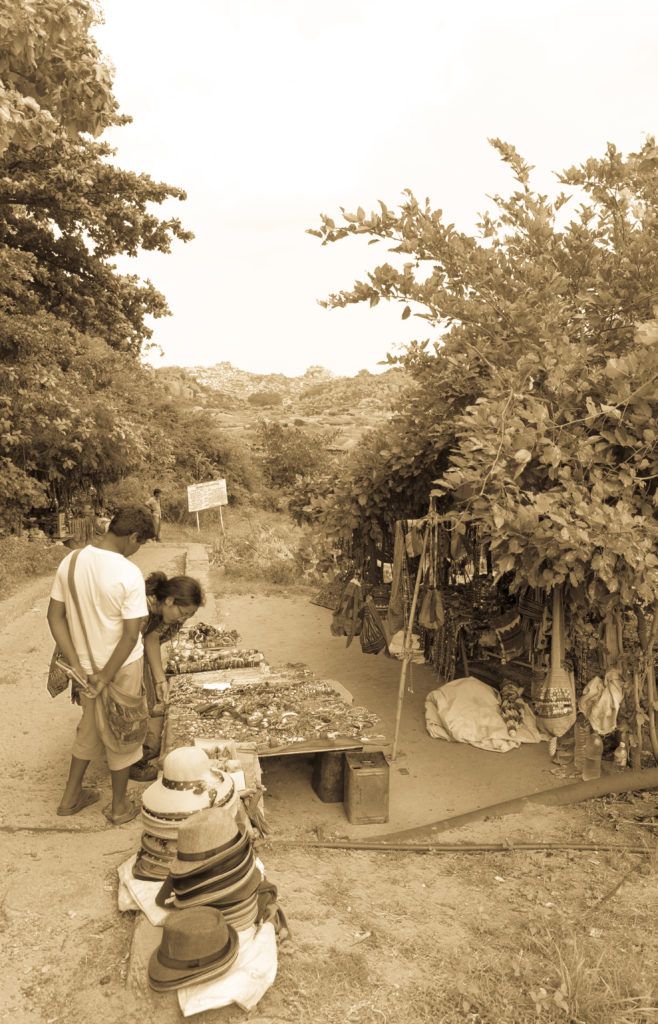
{"left": 153, "top": 488, "right": 162, "bottom": 496}
{"left": 108, "top": 507, "right": 156, "bottom": 543}
{"left": 145, "top": 572, "right": 204, "bottom": 608}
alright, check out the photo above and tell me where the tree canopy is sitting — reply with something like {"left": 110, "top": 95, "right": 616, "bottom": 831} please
{"left": 0, "top": 0, "right": 198, "bottom": 525}
{"left": 306, "top": 139, "right": 658, "bottom": 613}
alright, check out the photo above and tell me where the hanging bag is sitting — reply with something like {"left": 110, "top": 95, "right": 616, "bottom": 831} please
{"left": 532, "top": 584, "right": 576, "bottom": 737}
{"left": 66, "top": 561, "right": 148, "bottom": 753}
{"left": 330, "top": 578, "right": 364, "bottom": 648}
{"left": 360, "top": 596, "right": 387, "bottom": 655}
{"left": 47, "top": 550, "right": 83, "bottom": 698}
{"left": 417, "top": 516, "right": 444, "bottom": 631}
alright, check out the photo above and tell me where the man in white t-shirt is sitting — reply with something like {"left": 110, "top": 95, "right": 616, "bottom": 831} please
{"left": 48, "top": 507, "right": 156, "bottom": 825}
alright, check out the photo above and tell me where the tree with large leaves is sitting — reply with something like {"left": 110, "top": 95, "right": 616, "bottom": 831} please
{"left": 0, "top": 0, "right": 193, "bottom": 525}
{"left": 308, "top": 138, "right": 658, "bottom": 760}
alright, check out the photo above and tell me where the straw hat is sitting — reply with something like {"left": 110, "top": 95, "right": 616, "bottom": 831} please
{"left": 169, "top": 807, "right": 247, "bottom": 878}
{"left": 148, "top": 907, "right": 239, "bottom": 990}
{"left": 140, "top": 809, "right": 183, "bottom": 841}
{"left": 142, "top": 747, "right": 235, "bottom": 817}
{"left": 140, "top": 832, "right": 177, "bottom": 860}
{"left": 134, "top": 854, "right": 170, "bottom": 882}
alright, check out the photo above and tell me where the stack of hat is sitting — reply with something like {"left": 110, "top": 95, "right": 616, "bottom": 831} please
{"left": 134, "top": 746, "right": 237, "bottom": 882}
{"left": 162, "top": 805, "right": 262, "bottom": 931}
{"left": 148, "top": 906, "right": 239, "bottom": 992}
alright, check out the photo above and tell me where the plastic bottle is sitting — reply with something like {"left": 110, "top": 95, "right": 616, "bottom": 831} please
{"left": 582, "top": 731, "right": 603, "bottom": 781}
{"left": 573, "top": 716, "right": 589, "bottom": 773}
{"left": 613, "top": 741, "right": 628, "bottom": 769}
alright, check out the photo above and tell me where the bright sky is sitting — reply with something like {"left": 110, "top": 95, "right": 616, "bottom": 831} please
{"left": 94, "top": 0, "right": 658, "bottom": 377}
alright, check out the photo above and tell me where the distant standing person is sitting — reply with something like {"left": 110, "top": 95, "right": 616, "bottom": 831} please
{"left": 146, "top": 488, "right": 163, "bottom": 542}
{"left": 47, "top": 507, "right": 156, "bottom": 824}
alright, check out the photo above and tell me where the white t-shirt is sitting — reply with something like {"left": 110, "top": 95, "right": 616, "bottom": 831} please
{"left": 51, "top": 545, "right": 147, "bottom": 674}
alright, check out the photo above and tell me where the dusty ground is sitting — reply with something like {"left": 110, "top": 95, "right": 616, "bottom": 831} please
{"left": 1, "top": 541, "right": 657, "bottom": 1024}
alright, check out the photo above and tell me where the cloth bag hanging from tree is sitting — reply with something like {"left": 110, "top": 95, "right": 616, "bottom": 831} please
{"left": 531, "top": 583, "right": 576, "bottom": 737}
{"left": 330, "top": 578, "right": 364, "bottom": 648}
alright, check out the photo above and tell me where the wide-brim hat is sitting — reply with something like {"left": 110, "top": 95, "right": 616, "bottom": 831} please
{"left": 148, "top": 906, "right": 238, "bottom": 988}
{"left": 173, "top": 849, "right": 255, "bottom": 897}
{"left": 142, "top": 772, "right": 235, "bottom": 817}
{"left": 173, "top": 861, "right": 262, "bottom": 910}
{"left": 142, "top": 747, "right": 235, "bottom": 817}
{"left": 170, "top": 823, "right": 250, "bottom": 879}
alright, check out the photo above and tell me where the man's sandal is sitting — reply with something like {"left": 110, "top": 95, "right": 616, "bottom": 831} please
{"left": 57, "top": 788, "right": 100, "bottom": 816}
{"left": 102, "top": 796, "right": 141, "bottom": 826}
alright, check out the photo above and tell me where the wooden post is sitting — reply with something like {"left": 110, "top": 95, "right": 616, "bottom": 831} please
{"left": 196, "top": 511, "right": 200, "bottom": 533}
{"left": 391, "top": 527, "right": 429, "bottom": 761}
{"left": 218, "top": 504, "right": 225, "bottom": 535}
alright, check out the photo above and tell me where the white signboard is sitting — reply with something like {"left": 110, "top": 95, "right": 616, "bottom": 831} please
{"left": 187, "top": 479, "right": 228, "bottom": 512}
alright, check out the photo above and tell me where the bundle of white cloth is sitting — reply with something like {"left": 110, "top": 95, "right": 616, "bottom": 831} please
{"left": 425, "top": 676, "right": 544, "bottom": 752}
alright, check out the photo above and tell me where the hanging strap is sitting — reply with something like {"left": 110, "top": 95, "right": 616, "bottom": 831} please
{"left": 67, "top": 549, "right": 101, "bottom": 675}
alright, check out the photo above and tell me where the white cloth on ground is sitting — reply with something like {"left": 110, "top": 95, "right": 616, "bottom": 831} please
{"left": 178, "top": 922, "right": 278, "bottom": 1016}
{"left": 117, "top": 854, "right": 170, "bottom": 926}
{"left": 425, "top": 676, "right": 543, "bottom": 752}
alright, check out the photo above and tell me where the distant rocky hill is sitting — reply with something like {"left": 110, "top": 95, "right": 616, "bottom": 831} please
{"left": 153, "top": 362, "right": 408, "bottom": 452}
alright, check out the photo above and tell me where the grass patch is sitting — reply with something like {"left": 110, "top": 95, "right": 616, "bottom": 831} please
{"left": 169, "top": 507, "right": 326, "bottom": 591}
{"left": 0, "top": 535, "right": 68, "bottom": 599}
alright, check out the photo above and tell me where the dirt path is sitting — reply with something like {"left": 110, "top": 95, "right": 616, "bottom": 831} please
{"left": 1, "top": 551, "right": 656, "bottom": 1024}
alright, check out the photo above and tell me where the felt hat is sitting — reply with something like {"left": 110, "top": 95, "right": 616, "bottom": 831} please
{"left": 169, "top": 807, "right": 247, "bottom": 878}
{"left": 172, "top": 848, "right": 255, "bottom": 897}
{"left": 173, "top": 860, "right": 262, "bottom": 910}
{"left": 148, "top": 906, "right": 239, "bottom": 990}
{"left": 220, "top": 892, "right": 259, "bottom": 930}
{"left": 142, "top": 747, "right": 235, "bottom": 818}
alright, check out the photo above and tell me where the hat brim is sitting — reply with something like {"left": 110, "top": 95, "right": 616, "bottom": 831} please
{"left": 142, "top": 774, "right": 235, "bottom": 817}
{"left": 173, "top": 850, "right": 254, "bottom": 897}
{"left": 134, "top": 857, "right": 170, "bottom": 882}
{"left": 169, "top": 826, "right": 248, "bottom": 878}
{"left": 141, "top": 810, "right": 184, "bottom": 839}
{"left": 141, "top": 833, "right": 177, "bottom": 859}
{"left": 173, "top": 862, "right": 262, "bottom": 909}
{"left": 148, "top": 925, "right": 239, "bottom": 987}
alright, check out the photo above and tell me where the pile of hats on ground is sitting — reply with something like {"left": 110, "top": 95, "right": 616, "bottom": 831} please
{"left": 148, "top": 805, "right": 264, "bottom": 992}
{"left": 158, "top": 804, "right": 262, "bottom": 931}
{"left": 134, "top": 746, "right": 238, "bottom": 882}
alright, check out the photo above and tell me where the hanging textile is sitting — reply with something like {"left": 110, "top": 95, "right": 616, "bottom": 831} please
{"left": 330, "top": 578, "right": 364, "bottom": 648}
{"left": 531, "top": 584, "right": 576, "bottom": 737}
{"left": 359, "top": 596, "right": 388, "bottom": 655}
{"left": 417, "top": 513, "right": 445, "bottom": 631}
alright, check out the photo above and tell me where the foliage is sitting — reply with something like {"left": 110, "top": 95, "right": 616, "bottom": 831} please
{"left": 247, "top": 390, "right": 283, "bottom": 407}
{"left": 0, "top": 533, "right": 68, "bottom": 598}
{"left": 208, "top": 508, "right": 325, "bottom": 587}
{"left": 0, "top": 0, "right": 195, "bottom": 527}
{"left": 307, "top": 138, "right": 658, "bottom": 610}
{"left": 255, "top": 419, "right": 338, "bottom": 489}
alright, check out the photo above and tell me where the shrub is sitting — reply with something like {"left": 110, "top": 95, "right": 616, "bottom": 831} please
{"left": 0, "top": 535, "right": 68, "bottom": 598}
{"left": 247, "top": 390, "right": 283, "bottom": 407}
